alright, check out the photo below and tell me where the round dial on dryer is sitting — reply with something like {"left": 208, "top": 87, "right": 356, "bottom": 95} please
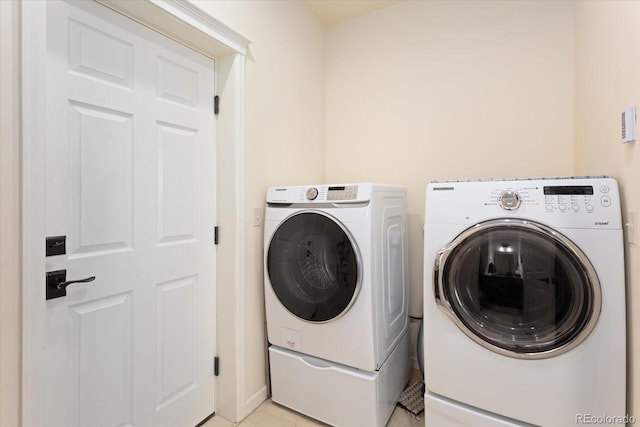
{"left": 306, "top": 187, "right": 319, "bottom": 200}
{"left": 498, "top": 190, "right": 521, "bottom": 210}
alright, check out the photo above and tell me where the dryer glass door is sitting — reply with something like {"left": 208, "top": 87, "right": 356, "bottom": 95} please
{"left": 435, "top": 219, "right": 601, "bottom": 359}
{"left": 267, "top": 212, "right": 361, "bottom": 322}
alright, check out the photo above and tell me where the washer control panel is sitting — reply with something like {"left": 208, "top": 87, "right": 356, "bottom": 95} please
{"left": 299, "top": 185, "right": 359, "bottom": 202}
{"left": 267, "top": 184, "right": 373, "bottom": 204}
{"left": 326, "top": 185, "right": 358, "bottom": 201}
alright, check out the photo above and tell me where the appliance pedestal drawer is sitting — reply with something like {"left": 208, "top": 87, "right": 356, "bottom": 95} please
{"left": 268, "top": 329, "right": 410, "bottom": 427}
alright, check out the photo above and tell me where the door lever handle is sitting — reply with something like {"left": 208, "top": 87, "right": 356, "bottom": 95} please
{"left": 46, "top": 270, "right": 96, "bottom": 300}
{"left": 57, "top": 276, "right": 96, "bottom": 290}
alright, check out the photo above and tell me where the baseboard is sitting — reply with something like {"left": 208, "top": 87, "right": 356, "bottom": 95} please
{"left": 242, "top": 385, "right": 268, "bottom": 420}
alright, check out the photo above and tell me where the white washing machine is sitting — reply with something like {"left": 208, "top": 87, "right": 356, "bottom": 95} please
{"left": 265, "top": 183, "right": 410, "bottom": 427}
{"left": 423, "top": 177, "right": 626, "bottom": 427}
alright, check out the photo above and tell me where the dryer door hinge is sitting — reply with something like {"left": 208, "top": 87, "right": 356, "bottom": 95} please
{"left": 214, "top": 95, "right": 220, "bottom": 115}
{"left": 214, "top": 226, "right": 219, "bottom": 245}
{"left": 214, "top": 356, "right": 220, "bottom": 376}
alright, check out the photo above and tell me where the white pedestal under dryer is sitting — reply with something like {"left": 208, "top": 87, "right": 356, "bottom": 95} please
{"left": 423, "top": 177, "right": 626, "bottom": 427}
{"left": 264, "top": 183, "right": 411, "bottom": 427}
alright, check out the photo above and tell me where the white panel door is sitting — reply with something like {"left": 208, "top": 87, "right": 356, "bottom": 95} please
{"left": 43, "top": 1, "right": 216, "bottom": 426}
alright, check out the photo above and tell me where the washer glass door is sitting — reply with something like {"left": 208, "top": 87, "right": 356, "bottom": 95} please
{"left": 435, "top": 219, "right": 601, "bottom": 359}
{"left": 267, "top": 211, "right": 361, "bottom": 322}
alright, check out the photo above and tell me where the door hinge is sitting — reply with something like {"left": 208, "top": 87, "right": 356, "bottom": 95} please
{"left": 214, "top": 356, "right": 219, "bottom": 376}
{"left": 214, "top": 95, "right": 220, "bottom": 115}
{"left": 214, "top": 226, "right": 219, "bottom": 245}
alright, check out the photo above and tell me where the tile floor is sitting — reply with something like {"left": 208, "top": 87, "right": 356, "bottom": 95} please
{"left": 203, "top": 372, "right": 424, "bottom": 427}
{"left": 204, "top": 399, "right": 423, "bottom": 427}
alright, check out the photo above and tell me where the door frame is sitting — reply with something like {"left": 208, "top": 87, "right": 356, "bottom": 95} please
{"left": 21, "top": 1, "right": 250, "bottom": 424}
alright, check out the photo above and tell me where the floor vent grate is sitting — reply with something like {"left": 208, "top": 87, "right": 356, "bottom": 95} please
{"left": 397, "top": 380, "right": 425, "bottom": 419}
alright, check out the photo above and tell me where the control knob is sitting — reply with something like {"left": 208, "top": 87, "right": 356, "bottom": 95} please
{"left": 306, "top": 187, "right": 319, "bottom": 201}
{"left": 498, "top": 190, "right": 521, "bottom": 210}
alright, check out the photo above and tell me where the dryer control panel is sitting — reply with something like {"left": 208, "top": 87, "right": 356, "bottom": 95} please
{"left": 492, "top": 184, "right": 611, "bottom": 214}
{"left": 426, "top": 177, "right": 622, "bottom": 230}
{"left": 542, "top": 184, "right": 613, "bottom": 214}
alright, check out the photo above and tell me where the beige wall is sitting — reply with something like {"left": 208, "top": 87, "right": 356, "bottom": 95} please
{"left": 190, "top": 0, "right": 326, "bottom": 419}
{"left": 0, "top": 0, "right": 21, "bottom": 425}
{"left": 574, "top": 0, "right": 640, "bottom": 418}
{"left": 325, "top": 0, "right": 575, "bottom": 322}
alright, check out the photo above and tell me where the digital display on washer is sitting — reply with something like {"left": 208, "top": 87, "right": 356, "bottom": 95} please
{"left": 327, "top": 185, "right": 358, "bottom": 201}
{"left": 543, "top": 185, "right": 594, "bottom": 196}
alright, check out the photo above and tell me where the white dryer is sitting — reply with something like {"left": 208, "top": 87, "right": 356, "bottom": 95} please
{"left": 423, "top": 177, "right": 626, "bottom": 427}
{"left": 265, "top": 183, "right": 410, "bottom": 427}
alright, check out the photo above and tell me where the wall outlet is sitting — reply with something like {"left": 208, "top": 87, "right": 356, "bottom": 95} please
{"left": 622, "top": 106, "right": 636, "bottom": 143}
{"left": 253, "top": 207, "right": 263, "bottom": 227}
{"left": 626, "top": 211, "right": 637, "bottom": 245}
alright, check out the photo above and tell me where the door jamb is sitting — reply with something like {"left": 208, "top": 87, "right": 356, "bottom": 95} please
{"left": 21, "top": 1, "right": 249, "bottom": 424}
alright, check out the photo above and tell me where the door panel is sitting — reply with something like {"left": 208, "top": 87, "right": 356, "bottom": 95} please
{"left": 156, "top": 57, "right": 199, "bottom": 107}
{"left": 69, "top": 294, "right": 133, "bottom": 427}
{"left": 44, "top": 1, "right": 216, "bottom": 426}
{"left": 157, "top": 122, "right": 198, "bottom": 244}
{"left": 70, "top": 101, "right": 134, "bottom": 254}
{"left": 156, "top": 277, "right": 197, "bottom": 410}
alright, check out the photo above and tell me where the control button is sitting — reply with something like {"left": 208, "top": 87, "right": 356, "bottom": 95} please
{"left": 498, "top": 191, "right": 521, "bottom": 211}
{"left": 601, "top": 195, "right": 611, "bottom": 207}
{"left": 600, "top": 186, "right": 610, "bottom": 193}
{"left": 558, "top": 205, "right": 567, "bottom": 212}
{"left": 572, "top": 205, "right": 580, "bottom": 212}
{"left": 306, "top": 187, "right": 319, "bottom": 201}
{"left": 545, "top": 205, "right": 553, "bottom": 211}
{"left": 586, "top": 204, "right": 594, "bottom": 212}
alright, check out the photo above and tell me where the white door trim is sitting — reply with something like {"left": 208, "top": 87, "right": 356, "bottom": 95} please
{"left": 21, "top": 1, "right": 249, "bottom": 425}
{"left": 97, "top": 0, "right": 250, "bottom": 58}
